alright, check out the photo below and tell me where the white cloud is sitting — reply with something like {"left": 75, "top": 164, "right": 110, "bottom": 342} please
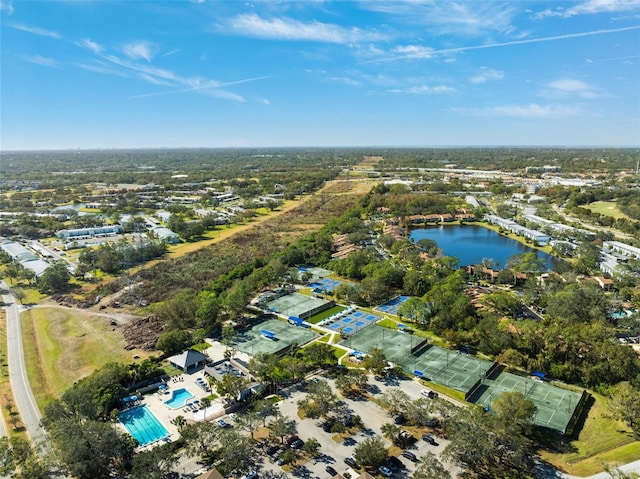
{"left": 23, "top": 55, "right": 58, "bottom": 68}
{"left": 10, "top": 22, "right": 60, "bottom": 39}
{"left": 393, "top": 45, "right": 435, "bottom": 59}
{"left": 327, "top": 76, "right": 362, "bottom": 86}
{"left": 360, "top": 1, "right": 519, "bottom": 36}
{"left": 389, "top": 84, "right": 456, "bottom": 94}
{"left": 458, "top": 103, "right": 582, "bottom": 118}
{"left": 121, "top": 41, "right": 154, "bottom": 62}
{"left": 0, "top": 1, "right": 14, "bottom": 15}
{"left": 470, "top": 67, "right": 504, "bottom": 84}
{"left": 224, "top": 13, "right": 387, "bottom": 43}
{"left": 536, "top": 0, "right": 640, "bottom": 18}
{"left": 163, "top": 48, "right": 181, "bottom": 57}
{"left": 77, "top": 38, "right": 103, "bottom": 54}
{"left": 546, "top": 79, "right": 600, "bottom": 98}
{"left": 364, "top": 26, "right": 640, "bottom": 64}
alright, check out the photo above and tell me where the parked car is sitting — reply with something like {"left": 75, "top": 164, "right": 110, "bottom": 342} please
{"left": 422, "top": 434, "right": 438, "bottom": 445}
{"left": 266, "top": 445, "right": 280, "bottom": 456}
{"left": 325, "top": 466, "right": 338, "bottom": 476}
{"left": 241, "top": 472, "right": 258, "bottom": 479}
{"left": 286, "top": 435, "right": 299, "bottom": 445}
{"left": 344, "top": 456, "right": 358, "bottom": 468}
{"left": 394, "top": 430, "right": 416, "bottom": 447}
{"left": 290, "top": 439, "right": 305, "bottom": 450}
{"left": 393, "top": 414, "right": 407, "bottom": 425}
{"left": 216, "top": 419, "right": 231, "bottom": 428}
{"left": 387, "top": 456, "right": 405, "bottom": 470}
{"left": 378, "top": 466, "right": 393, "bottom": 477}
{"left": 321, "top": 420, "right": 335, "bottom": 432}
{"left": 401, "top": 451, "right": 417, "bottom": 462}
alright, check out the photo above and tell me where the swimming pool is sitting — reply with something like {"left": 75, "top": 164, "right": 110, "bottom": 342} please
{"left": 119, "top": 405, "right": 168, "bottom": 446}
{"left": 164, "top": 388, "right": 194, "bottom": 409}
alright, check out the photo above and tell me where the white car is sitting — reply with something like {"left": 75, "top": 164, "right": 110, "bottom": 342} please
{"left": 216, "top": 419, "right": 231, "bottom": 428}
{"left": 228, "top": 413, "right": 238, "bottom": 421}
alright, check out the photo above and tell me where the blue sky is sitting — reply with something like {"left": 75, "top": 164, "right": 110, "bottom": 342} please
{"left": 1, "top": 0, "right": 639, "bottom": 150}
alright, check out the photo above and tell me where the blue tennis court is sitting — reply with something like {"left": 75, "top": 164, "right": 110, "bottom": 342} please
{"left": 308, "top": 277, "right": 342, "bottom": 293}
{"left": 326, "top": 307, "right": 380, "bottom": 336}
{"left": 376, "top": 296, "right": 411, "bottom": 315}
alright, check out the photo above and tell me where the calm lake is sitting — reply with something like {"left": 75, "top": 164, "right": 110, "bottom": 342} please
{"left": 410, "top": 225, "right": 555, "bottom": 269}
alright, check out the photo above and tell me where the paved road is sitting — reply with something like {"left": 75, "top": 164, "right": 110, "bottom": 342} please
{"left": 1, "top": 281, "right": 45, "bottom": 445}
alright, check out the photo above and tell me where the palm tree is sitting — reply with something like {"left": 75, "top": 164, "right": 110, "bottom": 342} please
{"left": 174, "top": 415, "right": 187, "bottom": 431}
{"left": 380, "top": 422, "right": 400, "bottom": 442}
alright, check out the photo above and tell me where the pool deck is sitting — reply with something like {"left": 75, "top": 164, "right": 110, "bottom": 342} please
{"left": 120, "top": 369, "right": 226, "bottom": 450}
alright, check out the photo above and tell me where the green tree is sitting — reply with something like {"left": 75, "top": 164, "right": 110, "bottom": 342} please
{"left": 298, "top": 380, "right": 341, "bottom": 419}
{"left": 492, "top": 391, "right": 537, "bottom": 433}
{"left": 268, "top": 414, "right": 297, "bottom": 444}
{"left": 38, "top": 262, "right": 70, "bottom": 294}
{"left": 378, "top": 388, "right": 410, "bottom": 416}
{"left": 216, "top": 373, "right": 250, "bottom": 402}
{"left": 443, "top": 407, "right": 535, "bottom": 479}
{"left": 235, "top": 411, "right": 262, "bottom": 439}
{"left": 608, "top": 382, "right": 640, "bottom": 433}
{"left": 216, "top": 430, "right": 256, "bottom": 476}
{"left": 353, "top": 436, "right": 388, "bottom": 468}
{"left": 362, "top": 347, "right": 388, "bottom": 376}
{"left": 181, "top": 421, "right": 220, "bottom": 460}
{"left": 303, "top": 342, "right": 336, "bottom": 368}
{"left": 0, "top": 436, "right": 50, "bottom": 479}
{"left": 335, "top": 369, "right": 368, "bottom": 397}
{"left": 130, "top": 442, "right": 179, "bottom": 479}
{"left": 380, "top": 423, "right": 400, "bottom": 442}
{"left": 302, "top": 437, "right": 321, "bottom": 458}
{"left": 406, "top": 397, "right": 438, "bottom": 427}
{"left": 11, "top": 287, "right": 26, "bottom": 305}
{"left": 414, "top": 451, "right": 451, "bottom": 479}
{"left": 155, "top": 329, "right": 192, "bottom": 355}
{"left": 47, "top": 417, "right": 136, "bottom": 479}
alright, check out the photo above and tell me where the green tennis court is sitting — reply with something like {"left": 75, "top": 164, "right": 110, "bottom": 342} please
{"left": 264, "top": 292, "right": 333, "bottom": 319}
{"left": 342, "top": 326, "right": 493, "bottom": 393}
{"left": 471, "top": 371, "right": 583, "bottom": 433}
{"left": 230, "top": 319, "right": 318, "bottom": 356}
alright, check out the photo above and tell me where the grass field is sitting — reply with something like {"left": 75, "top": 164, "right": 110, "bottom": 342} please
{"left": 587, "top": 201, "right": 628, "bottom": 219}
{"left": 538, "top": 393, "right": 640, "bottom": 476}
{"left": 22, "top": 306, "right": 153, "bottom": 410}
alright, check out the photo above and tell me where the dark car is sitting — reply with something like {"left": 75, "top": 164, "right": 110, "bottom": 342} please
{"left": 266, "top": 445, "right": 280, "bottom": 456}
{"left": 422, "top": 434, "right": 438, "bottom": 446}
{"left": 344, "top": 456, "right": 358, "bottom": 468}
{"left": 401, "top": 451, "right": 417, "bottom": 462}
{"left": 325, "top": 466, "right": 338, "bottom": 476}
{"left": 393, "top": 415, "right": 407, "bottom": 425}
{"left": 378, "top": 466, "right": 393, "bottom": 477}
{"left": 290, "top": 439, "right": 305, "bottom": 450}
{"left": 321, "top": 420, "right": 336, "bottom": 432}
{"left": 387, "top": 456, "right": 405, "bottom": 470}
{"left": 286, "top": 435, "right": 300, "bottom": 445}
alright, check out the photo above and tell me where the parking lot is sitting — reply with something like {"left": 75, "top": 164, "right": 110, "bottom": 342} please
{"left": 244, "top": 376, "right": 460, "bottom": 479}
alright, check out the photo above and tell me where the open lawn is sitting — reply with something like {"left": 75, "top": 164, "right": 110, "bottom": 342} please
{"left": 22, "top": 306, "right": 153, "bottom": 410}
{"left": 538, "top": 393, "right": 640, "bottom": 476}
{"left": 587, "top": 201, "right": 628, "bottom": 219}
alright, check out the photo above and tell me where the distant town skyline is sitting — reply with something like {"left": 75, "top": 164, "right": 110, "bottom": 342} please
{"left": 1, "top": 0, "right": 639, "bottom": 150}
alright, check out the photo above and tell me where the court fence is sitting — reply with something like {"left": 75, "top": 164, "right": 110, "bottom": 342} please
{"left": 410, "top": 338, "right": 431, "bottom": 356}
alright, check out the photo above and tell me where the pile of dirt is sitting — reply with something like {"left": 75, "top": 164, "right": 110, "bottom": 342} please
{"left": 122, "top": 315, "right": 165, "bottom": 351}
{"left": 51, "top": 293, "right": 94, "bottom": 309}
